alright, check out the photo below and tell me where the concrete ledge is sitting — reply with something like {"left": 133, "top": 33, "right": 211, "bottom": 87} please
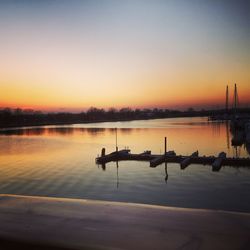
{"left": 0, "top": 194, "right": 249, "bottom": 250}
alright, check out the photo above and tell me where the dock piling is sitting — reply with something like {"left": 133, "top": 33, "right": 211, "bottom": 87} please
{"left": 212, "top": 152, "right": 226, "bottom": 171}
{"left": 180, "top": 151, "right": 199, "bottom": 169}
{"left": 115, "top": 128, "right": 118, "bottom": 152}
{"left": 101, "top": 148, "right": 105, "bottom": 157}
{"left": 164, "top": 137, "right": 167, "bottom": 157}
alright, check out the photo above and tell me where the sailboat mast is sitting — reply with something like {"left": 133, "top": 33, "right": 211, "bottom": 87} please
{"left": 233, "top": 83, "right": 238, "bottom": 114}
{"left": 225, "top": 85, "right": 229, "bottom": 113}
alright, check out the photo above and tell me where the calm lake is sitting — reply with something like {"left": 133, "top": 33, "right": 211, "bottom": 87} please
{"left": 0, "top": 117, "right": 250, "bottom": 212}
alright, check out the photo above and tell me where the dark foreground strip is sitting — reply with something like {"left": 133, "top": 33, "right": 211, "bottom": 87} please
{"left": 0, "top": 237, "right": 102, "bottom": 250}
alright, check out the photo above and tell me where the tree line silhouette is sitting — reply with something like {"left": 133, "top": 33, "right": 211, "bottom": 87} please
{"left": 0, "top": 106, "right": 250, "bottom": 128}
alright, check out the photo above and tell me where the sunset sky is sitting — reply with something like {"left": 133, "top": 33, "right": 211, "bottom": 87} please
{"left": 0, "top": 0, "right": 249, "bottom": 112}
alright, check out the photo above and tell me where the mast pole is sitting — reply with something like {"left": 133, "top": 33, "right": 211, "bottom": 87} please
{"left": 234, "top": 83, "right": 237, "bottom": 115}
{"left": 226, "top": 85, "right": 229, "bottom": 113}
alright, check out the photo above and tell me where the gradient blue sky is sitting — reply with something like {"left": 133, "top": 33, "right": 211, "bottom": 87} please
{"left": 0, "top": 0, "right": 249, "bottom": 111}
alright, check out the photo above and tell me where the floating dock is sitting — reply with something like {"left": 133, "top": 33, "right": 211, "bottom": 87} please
{"left": 96, "top": 149, "right": 250, "bottom": 168}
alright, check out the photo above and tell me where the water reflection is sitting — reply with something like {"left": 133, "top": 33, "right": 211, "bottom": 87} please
{"left": 230, "top": 121, "right": 250, "bottom": 158}
{"left": 165, "top": 162, "right": 168, "bottom": 183}
{"left": 226, "top": 121, "right": 230, "bottom": 150}
{"left": 116, "top": 161, "right": 119, "bottom": 189}
{"left": 0, "top": 127, "right": 135, "bottom": 137}
{"left": 119, "top": 128, "right": 133, "bottom": 134}
{"left": 0, "top": 127, "right": 108, "bottom": 136}
{"left": 100, "top": 163, "right": 106, "bottom": 171}
{"left": 0, "top": 118, "right": 249, "bottom": 157}
{"left": 0, "top": 117, "right": 250, "bottom": 212}
{"left": 246, "top": 144, "right": 250, "bottom": 155}
{"left": 98, "top": 159, "right": 250, "bottom": 187}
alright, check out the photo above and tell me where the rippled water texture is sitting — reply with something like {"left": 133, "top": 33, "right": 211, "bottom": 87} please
{"left": 0, "top": 117, "right": 250, "bottom": 212}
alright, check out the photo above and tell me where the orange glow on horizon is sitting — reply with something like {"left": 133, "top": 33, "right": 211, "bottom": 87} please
{"left": 1, "top": 57, "right": 249, "bottom": 112}
{"left": 0, "top": 1, "right": 249, "bottom": 112}
{"left": 1, "top": 76, "right": 249, "bottom": 112}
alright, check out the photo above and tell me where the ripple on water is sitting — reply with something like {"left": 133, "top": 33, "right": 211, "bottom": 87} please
{"left": 0, "top": 118, "right": 250, "bottom": 212}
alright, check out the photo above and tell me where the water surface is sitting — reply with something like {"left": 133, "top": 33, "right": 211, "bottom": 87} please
{"left": 0, "top": 117, "right": 250, "bottom": 212}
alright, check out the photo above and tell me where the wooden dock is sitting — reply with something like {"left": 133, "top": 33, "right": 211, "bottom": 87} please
{"left": 96, "top": 149, "right": 250, "bottom": 169}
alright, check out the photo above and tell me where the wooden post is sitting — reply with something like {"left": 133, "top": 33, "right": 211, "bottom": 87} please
{"left": 115, "top": 128, "right": 118, "bottom": 152}
{"left": 164, "top": 137, "right": 167, "bottom": 156}
{"left": 101, "top": 148, "right": 105, "bottom": 157}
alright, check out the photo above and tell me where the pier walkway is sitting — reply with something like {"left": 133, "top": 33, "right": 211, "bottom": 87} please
{"left": 0, "top": 194, "right": 250, "bottom": 250}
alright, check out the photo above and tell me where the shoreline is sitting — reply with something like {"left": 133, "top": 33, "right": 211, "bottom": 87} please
{"left": 1, "top": 107, "right": 250, "bottom": 130}
{"left": 0, "top": 115, "right": 210, "bottom": 130}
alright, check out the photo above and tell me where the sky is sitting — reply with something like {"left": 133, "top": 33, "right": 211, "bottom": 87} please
{"left": 0, "top": 0, "right": 249, "bottom": 112}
